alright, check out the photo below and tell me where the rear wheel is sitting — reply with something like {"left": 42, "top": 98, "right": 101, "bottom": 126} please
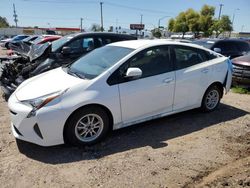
{"left": 201, "top": 85, "right": 222, "bottom": 112}
{"left": 65, "top": 107, "right": 110, "bottom": 146}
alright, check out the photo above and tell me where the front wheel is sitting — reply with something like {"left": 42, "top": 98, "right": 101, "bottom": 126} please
{"left": 201, "top": 85, "right": 222, "bottom": 112}
{"left": 64, "top": 107, "right": 110, "bottom": 146}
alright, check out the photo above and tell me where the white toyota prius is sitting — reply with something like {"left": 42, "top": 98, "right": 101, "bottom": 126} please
{"left": 8, "top": 40, "right": 232, "bottom": 146}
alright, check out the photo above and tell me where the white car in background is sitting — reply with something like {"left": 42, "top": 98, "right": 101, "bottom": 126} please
{"left": 8, "top": 40, "right": 232, "bottom": 146}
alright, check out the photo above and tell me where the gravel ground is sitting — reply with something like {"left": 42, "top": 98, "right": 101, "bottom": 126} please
{"left": 0, "top": 47, "right": 249, "bottom": 188}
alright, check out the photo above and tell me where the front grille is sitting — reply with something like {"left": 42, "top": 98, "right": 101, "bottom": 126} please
{"left": 232, "top": 64, "right": 250, "bottom": 79}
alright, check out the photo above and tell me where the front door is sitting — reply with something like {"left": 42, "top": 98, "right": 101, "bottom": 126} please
{"left": 118, "top": 46, "right": 175, "bottom": 124}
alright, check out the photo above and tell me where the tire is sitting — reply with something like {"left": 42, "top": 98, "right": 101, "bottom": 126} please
{"left": 201, "top": 85, "right": 222, "bottom": 112}
{"left": 64, "top": 106, "right": 110, "bottom": 146}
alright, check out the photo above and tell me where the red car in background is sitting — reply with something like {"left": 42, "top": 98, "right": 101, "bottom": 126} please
{"left": 232, "top": 52, "right": 250, "bottom": 88}
{"left": 32, "top": 35, "right": 61, "bottom": 45}
{"left": 7, "top": 35, "right": 61, "bottom": 56}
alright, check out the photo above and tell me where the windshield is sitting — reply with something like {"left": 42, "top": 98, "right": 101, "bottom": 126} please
{"left": 68, "top": 46, "right": 134, "bottom": 79}
{"left": 32, "top": 36, "right": 44, "bottom": 44}
{"left": 51, "top": 34, "right": 75, "bottom": 52}
{"left": 192, "top": 40, "right": 215, "bottom": 49}
{"left": 22, "top": 36, "right": 38, "bottom": 42}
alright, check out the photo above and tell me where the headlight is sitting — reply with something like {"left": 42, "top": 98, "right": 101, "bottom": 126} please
{"left": 22, "top": 89, "right": 68, "bottom": 118}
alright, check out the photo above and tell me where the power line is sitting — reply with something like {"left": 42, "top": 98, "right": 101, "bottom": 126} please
{"left": 104, "top": 1, "right": 174, "bottom": 15}
{"left": 21, "top": 0, "right": 174, "bottom": 15}
{"left": 22, "top": 0, "right": 97, "bottom": 4}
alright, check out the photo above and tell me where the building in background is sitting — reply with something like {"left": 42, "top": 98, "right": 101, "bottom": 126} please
{"left": 0, "top": 27, "right": 81, "bottom": 37}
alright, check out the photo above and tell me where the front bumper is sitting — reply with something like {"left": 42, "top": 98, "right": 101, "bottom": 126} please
{"left": 8, "top": 94, "right": 68, "bottom": 146}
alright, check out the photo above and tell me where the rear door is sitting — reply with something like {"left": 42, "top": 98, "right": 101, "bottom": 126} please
{"left": 171, "top": 45, "right": 212, "bottom": 110}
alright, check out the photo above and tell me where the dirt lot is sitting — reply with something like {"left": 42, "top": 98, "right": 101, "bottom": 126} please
{"left": 0, "top": 47, "right": 250, "bottom": 188}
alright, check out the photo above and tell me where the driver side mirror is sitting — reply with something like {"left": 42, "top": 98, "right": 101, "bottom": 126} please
{"left": 61, "top": 46, "right": 72, "bottom": 55}
{"left": 213, "top": 47, "right": 221, "bottom": 53}
{"left": 125, "top": 67, "right": 142, "bottom": 79}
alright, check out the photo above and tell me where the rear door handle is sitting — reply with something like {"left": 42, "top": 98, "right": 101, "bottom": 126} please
{"left": 163, "top": 77, "right": 174, "bottom": 83}
{"left": 201, "top": 68, "right": 209, "bottom": 73}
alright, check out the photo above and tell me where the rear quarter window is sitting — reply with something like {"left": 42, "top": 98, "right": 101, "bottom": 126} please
{"left": 236, "top": 41, "right": 250, "bottom": 52}
{"left": 214, "top": 41, "right": 238, "bottom": 52}
{"left": 173, "top": 45, "right": 208, "bottom": 70}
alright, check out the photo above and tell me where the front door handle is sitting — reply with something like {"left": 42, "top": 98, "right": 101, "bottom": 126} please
{"left": 163, "top": 77, "right": 174, "bottom": 83}
{"left": 201, "top": 68, "right": 209, "bottom": 73}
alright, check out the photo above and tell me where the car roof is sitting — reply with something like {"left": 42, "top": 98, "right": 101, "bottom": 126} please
{"left": 198, "top": 38, "right": 248, "bottom": 43}
{"left": 108, "top": 39, "right": 209, "bottom": 50}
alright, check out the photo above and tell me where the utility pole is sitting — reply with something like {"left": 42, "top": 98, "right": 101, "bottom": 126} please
{"left": 241, "top": 25, "right": 244, "bottom": 32}
{"left": 140, "top": 14, "right": 143, "bottom": 36}
{"left": 230, "top": 8, "right": 240, "bottom": 37}
{"left": 13, "top": 3, "right": 18, "bottom": 27}
{"left": 218, "top": 4, "right": 224, "bottom": 20}
{"left": 158, "top": 16, "right": 170, "bottom": 28}
{"left": 100, "top": 2, "right": 104, "bottom": 32}
{"left": 80, "top": 18, "right": 83, "bottom": 32}
{"left": 232, "top": 8, "right": 240, "bottom": 27}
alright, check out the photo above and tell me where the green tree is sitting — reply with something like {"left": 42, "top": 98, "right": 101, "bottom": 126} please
{"left": 0, "top": 16, "right": 9, "bottom": 28}
{"left": 211, "top": 15, "right": 232, "bottom": 38}
{"left": 168, "top": 18, "right": 175, "bottom": 32}
{"left": 151, "top": 28, "right": 162, "bottom": 38}
{"left": 186, "top": 8, "right": 200, "bottom": 37}
{"left": 199, "top": 5, "right": 215, "bottom": 37}
{"left": 173, "top": 12, "right": 189, "bottom": 38}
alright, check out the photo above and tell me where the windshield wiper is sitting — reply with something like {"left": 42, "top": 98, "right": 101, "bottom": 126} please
{"left": 67, "top": 67, "right": 85, "bottom": 79}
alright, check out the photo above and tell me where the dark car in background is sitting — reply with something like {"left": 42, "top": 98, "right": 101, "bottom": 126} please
{"left": 193, "top": 39, "right": 250, "bottom": 59}
{"left": 40, "top": 32, "right": 137, "bottom": 69}
{"left": 231, "top": 52, "right": 250, "bottom": 88}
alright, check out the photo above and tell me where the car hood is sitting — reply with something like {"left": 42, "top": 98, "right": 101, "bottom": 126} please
{"left": 9, "top": 42, "right": 51, "bottom": 62}
{"left": 28, "top": 42, "right": 51, "bottom": 61}
{"left": 15, "top": 67, "right": 85, "bottom": 101}
{"left": 232, "top": 54, "right": 250, "bottom": 67}
{"left": 8, "top": 41, "right": 31, "bottom": 55}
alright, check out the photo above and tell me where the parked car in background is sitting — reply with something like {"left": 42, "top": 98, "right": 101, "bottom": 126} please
{"left": 0, "top": 32, "right": 136, "bottom": 100}
{"left": 6, "top": 35, "right": 62, "bottom": 56}
{"left": 239, "top": 37, "right": 250, "bottom": 44}
{"left": 193, "top": 39, "right": 250, "bottom": 59}
{"left": 231, "top": 52, "right": 250, "bottom": 88}
{"left": 0, "top": 37, "right": 12, "bottom": 48}
{"left": 2, "top": 35, "right": 30, "bottom": 49}
{"left": 32, "top": 35, "right": 62, "bottom": 45}
{"left": 8, "top": 40, "right": 232, "bottom": 146}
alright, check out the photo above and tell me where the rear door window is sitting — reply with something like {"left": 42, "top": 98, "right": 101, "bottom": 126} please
{"left": 236, "top": 41, "right": 250, "bottom": 53}
{"left": 67, "top": 38, "right": 83, "bottom": 53}
{"left": 173, "top": 45, "right": 206, "bottom": 70}
{"left": 82, "top": 37, "right": 94, "bottom": 51}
